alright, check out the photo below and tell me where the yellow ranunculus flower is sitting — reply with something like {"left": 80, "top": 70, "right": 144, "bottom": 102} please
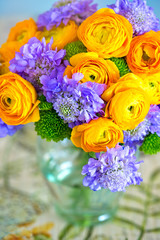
{"left": 77, "top": 8, "right": 133, "bottom": 58}
{"left": 141, "top": 73, "right": 160, "bottom": 104}
{"left": 127, "top": 31, "right": 160, "bottom": 75}
{"left": 71, "top": 117, "right": 124, "bottom": 152}
{"left": 105, "top": 88, "right": 150, "bottom": 130}
{"left": 36, "top": 21, "right": 78, "bottom": 50}
{"left": 101, "top": 73, "right": 144, "bottom": 102}
{"left": 0, "top": 72, "right": 40, "bottom": 125}
{"left": 102, "top": 73, "right": 160, "bottom": 105}
{"left": 64, "top": 52, "right": 120, "bottom": 85}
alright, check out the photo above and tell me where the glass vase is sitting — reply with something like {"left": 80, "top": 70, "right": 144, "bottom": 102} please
{"left": 37, "top": 137, "right": 123, "bottom": 227}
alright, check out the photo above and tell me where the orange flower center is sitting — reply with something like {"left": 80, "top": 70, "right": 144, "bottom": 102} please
{"left": 1, "top": 95, "right": 15, "bottom": 110}
{"left": 94, "top": 25, "right": 115, "bottom": 45}
{"left": 141, "top": 45, "right": 156, "bottom": 65}
{"left": 17, "top": 31, "right": 27, "bottom": 41}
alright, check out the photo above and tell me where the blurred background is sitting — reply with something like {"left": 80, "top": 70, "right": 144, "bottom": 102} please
{"left": 0, "top": 0, "right": 160, "bottom": 45}
{"left": 1, "top": 0, "right": 160, "bottom": 239}
{"left": 0, "top": 0, "right": 160, "bottom": 19}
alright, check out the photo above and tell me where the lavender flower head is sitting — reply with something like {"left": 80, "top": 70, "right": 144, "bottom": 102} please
{"left": 37, "top": 0, "right": 97, "bottom": 30}
{"left": 146, "top": 104, "right": 160, "bottom": 137}
{"left": 9, "top": 37, "right": 67, "bottom": 93}
{"left": 82, "top": 145, "right": 143, "bottom": 192}
{"left": 0, "top": 118, "right": 23, "bottom": 138}
{"left": 123, "top": 118, "right": 150, "bottom": 147}
{"left": 43, "top": 72, "right": 106, "bottom": 125}
{"left": 108, "top": 0, "right": 159, "bottom": 36}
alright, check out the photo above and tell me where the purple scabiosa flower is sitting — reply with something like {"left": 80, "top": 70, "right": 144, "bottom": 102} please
{"left": 123, "top": 118, "right": 150, "bottom": 147}
{"left": 37, "top": 0, "right": 97, "bottom": 30}
{"left": 146, "top": 105, "right": 160, "bottom": 137}
{"left": 54, "top": 96, "right": 80, "bottom": 123}
{"left": 82, "top": 145, "right": 143, "bottom": 192}
{"left": 49, "top": 73, "right": 106, "bottom": 124}
{"left": 108, "top": 0, "right": 159, "bottom": 36}
{"left": 0, "top": 118, "right": 23, "bottom": 138}
{"left": 9, "top": 37, "right": 67, "bottom": 93}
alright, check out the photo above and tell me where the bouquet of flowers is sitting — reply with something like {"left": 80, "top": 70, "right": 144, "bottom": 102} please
{"left": 0, "top": 0, "right": 160, "bottom": 192}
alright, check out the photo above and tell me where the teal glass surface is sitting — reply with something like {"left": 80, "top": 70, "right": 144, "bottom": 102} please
{"left": 37, "top": 138, "right": 123, "bottom": 226}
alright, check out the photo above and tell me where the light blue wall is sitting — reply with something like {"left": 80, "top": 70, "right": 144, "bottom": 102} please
{"left": 0, "top": 0, "right": 160, "bottom": 19}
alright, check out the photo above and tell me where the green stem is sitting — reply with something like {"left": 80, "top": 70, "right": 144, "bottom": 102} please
{"left": 84, "top": 226, "right": 94, "bottom": 240}
{"left": 58, "top": 224, "right": 73, "bottom": 240}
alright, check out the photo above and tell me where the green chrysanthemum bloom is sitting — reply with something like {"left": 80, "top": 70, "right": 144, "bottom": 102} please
{"left": 35, "top": 110, "right": 72, "bottom": 142}
{"left": 64, "top": 40, "right": 87, "bottom": 61}
{"left": 140, "top": 133, "right": 160, "bottom": 155}
{"left": 38, "top": 95, "right": 53, "bottom": 111}
{"left": 109, "top": 57, "right": 130, "bottom": 77}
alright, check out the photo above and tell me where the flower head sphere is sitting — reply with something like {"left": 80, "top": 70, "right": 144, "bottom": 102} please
{"left": 146, "top": 105, "right": 160, "bottom": 137}
{"left": 49, "top": 73, "right": 107, "bottom": 125}
{"left": 123, "top": 118, "right": 150, "bottom": 147}
{"left": 37, "top": 0, "right": 97, "bottom": 30}
{"left": 108, "top": 0, "right": 159, "bottom": 36}
{"left": 9, "top": 37, "right": 67, "bottom": 93}
{"left": 82, "top": 145, "right": 143, "bottom": 192}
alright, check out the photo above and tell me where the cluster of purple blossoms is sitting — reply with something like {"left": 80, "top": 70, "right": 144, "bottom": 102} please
{"left": 43, "top": 73, "right": 106, "bottom": 126}
{"left": 123, "top": 119, "right": 150, "bottom": 147}
{"left": 108, "top": 0, "right": 159, "bottom": 36}
{"left": 123, "top": 105, "right": 160, "bottom": 146}
{"left": 146, "top": 104, "right": 160, "bottom": 136}
{"left": 37, "top": 0, "right": 97, "bottom": 30}
{"left": 82, "top": 145, "right": 143, "bottom": 192}
{"left": 9, "top": 37, "right": 67, "bottom": 93}
{"left": 0, "top": 119, "right": 23, "bottom": 138}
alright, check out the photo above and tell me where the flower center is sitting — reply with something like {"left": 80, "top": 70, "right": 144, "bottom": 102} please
{"left": 17, "top": 31, "right": 27, "bottom": 41}
{"left": 128, "top": 105, "right": 134, "bottom": 113}
{"left": 1, "top": 95, "right": 15, "bottom": 109}
{"left": 7, "top": 97, "right": 11, "bottom": 104}
{"left": 90, "top": 75, "right": 95, "bottom": 80}
{"left": 149, "top": 82, "right": 155, "bottom": 88}
{"left": 60, "top": 104, "right": 72, "bottom": 117}
{"left": 142, "top": 51, "right": 150, "bottom": 61}
{"left": 142, "top": 46, "right": 156, "bottom": 65}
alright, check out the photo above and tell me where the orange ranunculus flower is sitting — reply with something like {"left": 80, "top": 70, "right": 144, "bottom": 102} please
{"left": 64, "top": 52, "right": 120, "bottom": 85}
{"left": 0, "top": 72, "right": 40, "bottom": 125}
{"left": 105, "top": 88, "right": 150, "bottom": 130}
{"left": 0, "top": 41, "right": 21, "bottom": 74}
{"left": 1, "top": 18, "right": 37, "bottom": 74}
{"left": 126, "top": 30, "right": 160, "bottom": 75}
{"left": 36, "top": 21, "right": 78, "bottom": 50}
{"left": 101, "top": 73, "right": 144, "bottom": 102}
{"left": 71, "top": 117, "right": 124, "bottom": 152}
{"left": 0, "top": 62, "right": 10, "bottom": 75}
{"left": 77, "top": 8, "right": 133, "bottom": 58}
{"left": 7, "top": 18, "right": 38, "bottom": 46}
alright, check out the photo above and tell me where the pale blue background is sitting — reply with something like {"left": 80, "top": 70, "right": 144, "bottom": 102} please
{"left": 0, "top": 0, "right": 160, "bottom": 19}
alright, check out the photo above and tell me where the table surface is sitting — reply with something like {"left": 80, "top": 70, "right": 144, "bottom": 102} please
{"left": 1, "top": 17, "right": 160, "bottom": 240}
